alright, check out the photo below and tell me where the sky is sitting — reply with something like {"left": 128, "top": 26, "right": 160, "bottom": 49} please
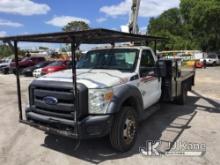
{"left": 0, "top": 0, "right": 180, "bottom": 50}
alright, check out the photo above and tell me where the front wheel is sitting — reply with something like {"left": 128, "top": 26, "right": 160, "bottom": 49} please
{"left": 109, "top": 106, "right": 138, "bottom": 152}
{"left": 3, "top": 68, "right": 9, "bottom": 74}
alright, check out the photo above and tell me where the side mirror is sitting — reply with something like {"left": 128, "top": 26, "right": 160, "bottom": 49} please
{"left": 155, "top": 60, "right": 167, "bottom": 77}
{"left": 139, "top": 67, "right": 151, "bottom": 77}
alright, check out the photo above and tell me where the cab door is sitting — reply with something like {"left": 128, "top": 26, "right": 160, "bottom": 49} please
{"left": 138, "top": 49, "right": 161, "bottom": 109}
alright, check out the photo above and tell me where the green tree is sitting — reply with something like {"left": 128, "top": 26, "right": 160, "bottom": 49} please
{"left": 62, "top": 21, "right": 90, "bottom": 32}
{"left": 147, "top": 0, "right": 220, "bottom": 51}
{"left": 180, "top": 0, "right": 197, "bottom": 24}
{"left": 148, "top": 8, "right": 182, "bottom": 34}
{"left": 148, "top": 8, "right": 193, "bottom": 50}
{"left": 0, "top": 44, "right": 13, "bottom": 58}
{"left": 62, "top": 21, "right": 90, "bottom": 55}
{"left": 190, "top": 0, "right": 220, "bottom": 51}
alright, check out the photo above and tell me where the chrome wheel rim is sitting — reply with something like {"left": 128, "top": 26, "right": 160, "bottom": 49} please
{"left": 123, "top": 114, "right": 136, "bottom": 144}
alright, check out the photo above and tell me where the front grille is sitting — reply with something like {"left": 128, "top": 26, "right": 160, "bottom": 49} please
{"left": 32, "top": 87, "right": 75, "bottom": 120}
{"left": 29, "top": 80, "right": 88, "bottom": 121}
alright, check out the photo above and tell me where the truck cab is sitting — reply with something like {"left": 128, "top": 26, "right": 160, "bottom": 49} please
{"left": 75, "top": 46, "right": 161, "bottom": 108}
{"left": 25, "top": 45, "right": 195, "bottom": 152}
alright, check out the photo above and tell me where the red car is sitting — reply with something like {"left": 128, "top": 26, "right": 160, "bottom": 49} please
{"left": 195, "top": 60, "right": 204, "bottom": 68}
{"left": 10, "top": 57, "right": 45, "bottom": 73}
{"left": 41, "top": 61, "right": 71, "bottom": 75}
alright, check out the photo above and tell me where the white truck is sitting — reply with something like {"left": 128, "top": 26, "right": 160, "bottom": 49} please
{"left": 0, "top": 28, "right": 195, "bottom": 152}
{"left": 25, "top": 45, "right": 195, "bottom": 152}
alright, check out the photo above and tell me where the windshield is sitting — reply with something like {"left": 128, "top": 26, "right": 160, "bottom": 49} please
{"left": 21, "top": 57, "right": 29, "bottom": 62}
{"left": 2, "top": 59, "right": 11, "bottom": 63}
{"left": 77, "top": 49, "right": 139, "bottom": 72}
{"left": 35, "top": 61, "right": 50, "bottom": 68}
{"left": 208, "top": 54, "right": 216, "bottom": 59}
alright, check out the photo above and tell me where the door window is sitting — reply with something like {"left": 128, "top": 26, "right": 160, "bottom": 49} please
{"left": 140, "top": 50, "right": 155, "bottom": 77}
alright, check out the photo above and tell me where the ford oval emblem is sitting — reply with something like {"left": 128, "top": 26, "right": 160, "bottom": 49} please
{"left": 43, "top": 96, "right": 58, "bottom": 105}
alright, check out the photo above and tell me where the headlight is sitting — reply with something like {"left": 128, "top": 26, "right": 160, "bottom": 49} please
{"left": 89, "top": 88, "right": 113, "bottom": 114}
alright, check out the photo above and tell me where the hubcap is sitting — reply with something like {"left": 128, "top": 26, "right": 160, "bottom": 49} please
{"left": 123, "top": 114, "right": 136, "bottom": 144}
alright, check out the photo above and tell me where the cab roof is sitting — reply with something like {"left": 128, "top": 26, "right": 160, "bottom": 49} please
{"left": 90, "top": 45, "right": 152, "bottom": 51}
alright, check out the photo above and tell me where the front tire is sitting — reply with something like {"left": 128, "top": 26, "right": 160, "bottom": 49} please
{"left": 3, "top": 68, "right": 9, "bottom": 74}
{"left": 109, "top": 106, "right": 138, "bottom": 152}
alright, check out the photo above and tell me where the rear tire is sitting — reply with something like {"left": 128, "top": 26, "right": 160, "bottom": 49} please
{"left": 109, "top": 106, "right": 138, "bottom": 152}
{"left": 176, "top": 84, "right": 187, "bottom": 105}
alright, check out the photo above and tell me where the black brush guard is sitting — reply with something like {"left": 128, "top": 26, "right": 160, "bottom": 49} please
{"left": 16, "top": 40, "right": 80, "bottom": 138}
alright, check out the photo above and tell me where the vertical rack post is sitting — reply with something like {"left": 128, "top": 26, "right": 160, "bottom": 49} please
{"left": 154, "top": 40, "right": 157, "bottom": 54}
{"left": 71, "top": 39, "right": 79, "bottom": 136}
{"left": 14, "top": 41, "right": 23, "bottom": 121}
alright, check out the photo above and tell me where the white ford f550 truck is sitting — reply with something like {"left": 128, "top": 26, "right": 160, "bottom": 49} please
{"left": 25, "top": 46, "right": 195, "bottom": 152}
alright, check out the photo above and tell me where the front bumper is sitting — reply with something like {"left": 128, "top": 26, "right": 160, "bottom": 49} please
{"left": 0, "top": 67, "right": 9, "bottom": 74}
{"left": 33, "top": 72, "right": 41, "bottom": 78}
{"left": 206, "top": 60, "right": 216, "bottom": 65}
{"left": 25, "top": 109, "right": 113, "bottom": 139}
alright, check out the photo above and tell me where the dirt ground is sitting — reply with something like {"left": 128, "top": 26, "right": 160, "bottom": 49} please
{"left": 0, "top": 66, "right": 219, "bottom": 165}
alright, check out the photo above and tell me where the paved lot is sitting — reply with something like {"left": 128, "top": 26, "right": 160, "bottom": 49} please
{"left": 0, "top": 67, "right": 220, "bottom": 165}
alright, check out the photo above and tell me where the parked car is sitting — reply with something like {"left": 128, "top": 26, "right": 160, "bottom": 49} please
{"left": 195, "top": 59, "right": 204, "bottom": 68}
{"left": 0, "top": 57, "right": 8, "bottom": 63}
{"left": 33, "top": 68, "right": 43, "bottom": 78}
{"left": 10, "top": 56, "right": 45, "bottom": 74}
{"left": 0, "top": 58, "right": 12, "bottom": 69}
{"left": 41, "top": 60, "right": 71, "bottom": 75}
{"left": 0, "top": 58, "right": 21, "bottom": 74}
{"left": 33, "top": 61, "right": 56, "bottom": 78}
{"left": 0, "top": 59, "right": 12, "bottom": 74}
{"left": 216, "top": 52, "right": 220, "bottom": 60}
{"left": 205, "top": 53, "right": 220, "bottom": 66}
{"left": 22, "top": 61, "right": 52, "bottom": 77}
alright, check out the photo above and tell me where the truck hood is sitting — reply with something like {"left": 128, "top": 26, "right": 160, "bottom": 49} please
{"left": 38, "top": 69, "right": 135, "bottom": 88}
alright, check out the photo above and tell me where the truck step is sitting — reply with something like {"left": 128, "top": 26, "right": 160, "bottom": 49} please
{"left": 139, "top": 103, "right": 161, "bottom": 121}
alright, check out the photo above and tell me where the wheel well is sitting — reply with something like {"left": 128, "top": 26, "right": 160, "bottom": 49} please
{"left": 122, "top": 97, "right": 139, "bottom": 112}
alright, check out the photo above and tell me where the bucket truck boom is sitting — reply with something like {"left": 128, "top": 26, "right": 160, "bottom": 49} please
{"left": 129, "top": 0, "right": 141, "bottom": 34}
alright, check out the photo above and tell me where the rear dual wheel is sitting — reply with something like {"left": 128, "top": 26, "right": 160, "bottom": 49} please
{"left": 176, "top": 83, "right": 187, "bottom": 105}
